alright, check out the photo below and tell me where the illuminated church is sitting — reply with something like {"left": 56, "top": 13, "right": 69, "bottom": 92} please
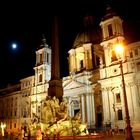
{"left": 0, "top": 6, "right": 140, "bottom": 133}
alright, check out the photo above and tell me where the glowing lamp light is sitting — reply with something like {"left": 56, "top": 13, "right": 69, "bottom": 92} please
{"left": 1, "top": 122, "right": 6, "bottom": 136}
{"left": 115, "top": 44, "right": 124, "bottom": 59}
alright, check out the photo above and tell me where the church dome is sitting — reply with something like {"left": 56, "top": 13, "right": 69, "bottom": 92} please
{"left": 101, "top": 6, "right": 117, "bottom": 21}
{"left": 73, "top": 16, "right": 101, "bottom": 48}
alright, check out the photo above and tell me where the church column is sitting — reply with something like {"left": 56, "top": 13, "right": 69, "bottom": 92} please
{"left": 68, "top": 97, "right": 72, "bottom": 117}
{"left": 81, "top": 94, "right": 86, "bottom": 123}
{"left": 70, "top": 50, "right": 77, "bottom": 72}
{"left": 86, "top": 94, "right": 91, "bottom": 126}
{"left": 84, "top": 50, "right": 89, "bottom": 70}
{"left": 69, "top": 54, "right": 72, "bottom": 73}
{"left": 126, "top": 83, "right": 134, "bottom": 120}
{"left": 44, "top": 67, "right": 46, "bottom": 84}
{"left": 107, "top": 87, "right": 111, "bottom": 122}
{"left": 109, "top": 90, "right": 114, "bottom": 123}
{"left": 85, "top": 93, "right": 95, "bottom": 127}
{"left": 130, "top": 82, "right": 140, "bottom": 121}
{"left": 102, "top": 87, "right": 111, "bottom": 123}
{"left": 91, "top": 93, "right": 95, "bottom": 126}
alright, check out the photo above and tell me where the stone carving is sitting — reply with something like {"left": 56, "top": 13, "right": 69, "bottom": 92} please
{"left": 29, "top": 96, "right": 87, "bottom": 137}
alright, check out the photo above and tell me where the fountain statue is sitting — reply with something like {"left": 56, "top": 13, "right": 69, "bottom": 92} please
{"left": 28, "top": 96, "right": 87, "bottom": 137}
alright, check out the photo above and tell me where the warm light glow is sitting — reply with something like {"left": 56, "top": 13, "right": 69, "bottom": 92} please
{"left": 115, "top": 44, "right": 124, "bottom": 59}
{"left": 76, "top": 52, "right": 84, "bottom": 60}
{"left": 1, "top": 122, "right": 6, "bottom": 136}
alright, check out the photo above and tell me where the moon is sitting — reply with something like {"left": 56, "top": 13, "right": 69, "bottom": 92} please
{"left": 12, "top": 43, "right": 17, "bottom": 49}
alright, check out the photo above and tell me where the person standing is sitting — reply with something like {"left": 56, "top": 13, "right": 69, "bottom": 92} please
{"left": 36, "top": 128, "right": 42, "bottom": 140}
{"left": 21, "top": 127, "right": 25, "bottom": 140}
{"left": 28, "top": 128, "right": 31, "bottom": 140}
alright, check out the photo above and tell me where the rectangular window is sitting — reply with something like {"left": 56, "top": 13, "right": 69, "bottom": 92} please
{"left": 14, "top": 123, "right": 16, "bottom": 128}
{"left": 40, "top": 53, "right": 43, "bottom": 63}
{"left": 108, "top": 24, "right": 113, "bottom": 36}
{"left": 111, "top": 50, "right": 117, "bottom": 62}
{"left": 47, "top": 53, "right": 49, "bottom": 63}
{"left": 130, "top": 51, "right": 133, "bottom": 58}
{"left": 134, "top": 49, "right": 138, "bottom": 56}
{"left": 118, "top": 109, "right": 123, "bottom": 120}
{"left": 39, "top": 74, "right": 42, "bottom": 82}
{"left": 80, "top": 60, "right": 84, "bottom": 69}
{"left": 116, "top": 93, "right": 121, "bottom": 103}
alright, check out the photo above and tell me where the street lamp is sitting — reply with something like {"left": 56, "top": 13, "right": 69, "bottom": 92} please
{"left": 115, "top": 44, "right": 134, "bottom": 140}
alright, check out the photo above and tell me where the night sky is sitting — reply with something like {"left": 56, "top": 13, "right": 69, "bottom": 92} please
{"left": 0, "top": 0, "right": 140, "bottom": 88}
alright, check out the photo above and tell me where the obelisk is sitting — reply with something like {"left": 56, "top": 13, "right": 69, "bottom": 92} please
{"left": 48, "top": 16, "right": 63, "bottom": 102}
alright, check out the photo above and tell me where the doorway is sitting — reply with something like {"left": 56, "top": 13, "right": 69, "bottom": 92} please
{"left": 97, "top": 113, "right": 102, "bottom": 127}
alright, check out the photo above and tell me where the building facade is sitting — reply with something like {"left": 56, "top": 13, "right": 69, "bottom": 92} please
{"left": 0, "top": 7, "right": 140, "bottom": 133}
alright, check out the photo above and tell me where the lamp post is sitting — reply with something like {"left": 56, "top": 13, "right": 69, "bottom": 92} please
{"left": 115, "top": 44, "right": 134, "bottom": 140}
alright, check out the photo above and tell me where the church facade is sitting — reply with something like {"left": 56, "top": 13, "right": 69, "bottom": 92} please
{"left": 0, "top": 7, "right": 140, "bottom": 133}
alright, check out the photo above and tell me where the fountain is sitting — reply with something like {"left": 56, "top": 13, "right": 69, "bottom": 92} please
{"left": 28, "top": 96, "right": 87, "bottom": 137}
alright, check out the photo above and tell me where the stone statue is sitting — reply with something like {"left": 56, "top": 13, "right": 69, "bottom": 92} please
{"left": 29, "top": 96, "right": 87, "bottom": 137}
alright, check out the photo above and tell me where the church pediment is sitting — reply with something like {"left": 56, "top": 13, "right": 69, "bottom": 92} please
{"left": 63, "top": 80, "right": 85, "bottom": 90}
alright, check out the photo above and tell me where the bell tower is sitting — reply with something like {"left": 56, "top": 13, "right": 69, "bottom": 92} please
{"left": 34, "top": 35, "right": 51, "bottom": 86}
{"left": 100, "top": 6, "right": 125, "bottom": 66}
